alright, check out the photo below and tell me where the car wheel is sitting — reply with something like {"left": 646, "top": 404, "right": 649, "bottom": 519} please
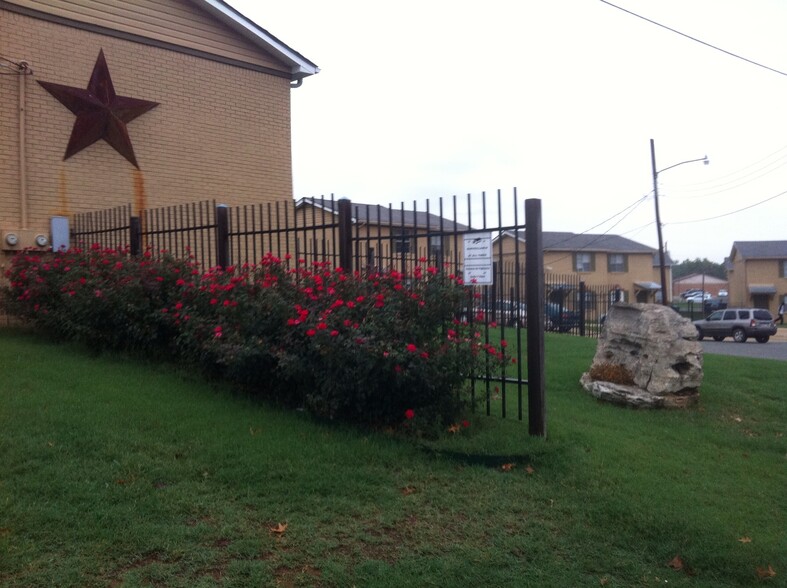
{"left": 732, "top": 328, "right": 747, "bottom": 343}
{"left": 712, "top": 336, "right": 724, "bottom": 342}
{"left": 755, "top": 336, "right": 769, "bottom": 343}
{"left": 695, "top": 327, "right": 704, "bottom": 341}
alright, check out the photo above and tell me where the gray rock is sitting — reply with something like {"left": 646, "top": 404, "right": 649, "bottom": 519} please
{"left": 581, "top": 303, "right": 702, "bottom": 407}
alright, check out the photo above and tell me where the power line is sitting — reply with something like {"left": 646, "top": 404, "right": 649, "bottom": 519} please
{"left": 666, "top": 189, "right": 787, "bottom": 225}
{"left": 674, "top": 144, "right": 787, "bottom": 188}
{"left": 599, "top": 0, "right": 787, "bottom": 78}
{"left": 547, "top": 196, "right": 651, "bottom": 265}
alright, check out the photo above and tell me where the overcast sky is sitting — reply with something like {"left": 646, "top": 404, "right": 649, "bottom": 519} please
{"left": 228, "top": 0, "right": 787, "bottom": 264}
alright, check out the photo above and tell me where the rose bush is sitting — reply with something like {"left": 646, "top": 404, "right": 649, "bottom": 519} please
{"left": 3, "top": 249, "right": 505, "bottom": 429}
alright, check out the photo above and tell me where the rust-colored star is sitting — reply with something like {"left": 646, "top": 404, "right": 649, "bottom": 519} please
{"left": 38, "top": 49, "right": 158, "bottom": 168}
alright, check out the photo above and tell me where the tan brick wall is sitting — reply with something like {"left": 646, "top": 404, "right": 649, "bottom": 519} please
{"left": 732, "top": 258, "right": 787, "bottom": 315}
{"left": 494, "top": 235, "right": 671, "bottom": 303}
{"left": 1, "top": 8, "right": 293, "bottom": 268}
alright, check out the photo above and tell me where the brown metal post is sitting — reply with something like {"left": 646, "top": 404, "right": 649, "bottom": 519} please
{"left": 216, "top": 204, "right": 230, "bottom": 270}
{"left": 338, "top": 198, "right": 353, "bottom": 273}
{"left": 579, "top": 280, "right": 586, "bottom": 337}
{"left": 525, "top": 198, "right": 546, "bottom": 438}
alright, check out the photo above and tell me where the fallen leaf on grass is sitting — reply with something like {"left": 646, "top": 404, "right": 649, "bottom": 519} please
{"left": 756, "top": 565, "right": 776, "bottom": 579}
{"left": 401, "top": 486, "right": 417, "bottom": 496}
{"left": 667, "top": 555, "right": 684, "bottom": 571}
{"left": 525, "top": 465, "right": 535, "bottom": 475}
{"left": 270, "top": 522, "right": 288, "bottom": 535}
{"left": 447, "top": 424, "right": 460, "bottom": 434}
{"left": 249, "top": 427, "right": 261, "bottom": 436}
{"left": 599, "top": 577, "right": 609, "bottom": 585}
{"left": 738, "top": 536, "right": 752, "bottom": 544}
{"left": 501, "top": 463, "right": 515, "bottom": 472}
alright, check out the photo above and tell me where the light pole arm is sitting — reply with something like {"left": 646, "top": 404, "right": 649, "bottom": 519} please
{"left": 658, "top": 155, "right": 709, "bottom": 175}
{"left": 649, "top": 139, "right": 709, "bottom": 306}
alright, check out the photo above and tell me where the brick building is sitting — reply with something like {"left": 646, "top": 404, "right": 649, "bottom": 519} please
{"left": 0, "top": 0, "right": 317, "bottom": 261}
{"left": 727, "top": 240, "right": 787, "bottom": 316}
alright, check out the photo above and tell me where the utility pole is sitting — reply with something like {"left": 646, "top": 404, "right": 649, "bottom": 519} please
{"left": 650, "top": 139, "right": 669, "bottom": 306}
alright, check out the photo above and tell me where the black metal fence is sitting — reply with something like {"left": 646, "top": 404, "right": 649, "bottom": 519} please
{"left": 71, "top": 192, "right": 551, "bottom": 433}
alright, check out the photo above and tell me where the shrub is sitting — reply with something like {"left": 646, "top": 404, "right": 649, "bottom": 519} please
{"left": 274, "top": 262, "right": 502, "bottom": 426}
{"left": 2, "top": 249, "right": 504, "bottom": 429}
{"left": 2, "top": 246, "right": 190, "bottom": 353}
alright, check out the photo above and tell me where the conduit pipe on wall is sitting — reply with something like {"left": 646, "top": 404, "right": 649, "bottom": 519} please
{"left": 18, "top": 61, "right": 30, "bottom": 228}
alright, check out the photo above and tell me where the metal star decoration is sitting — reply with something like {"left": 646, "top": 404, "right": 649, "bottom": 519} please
{"left": 38, "top": 49, "right": 159, "bottom": 168}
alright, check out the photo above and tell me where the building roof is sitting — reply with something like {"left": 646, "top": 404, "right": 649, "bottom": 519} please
{"left": 730, "top": 240, "right": 787, "bottom": 260}
{"left": 296, "top": 198, "right": 469, "bottom": 231}
{"left": 673, "top": 273, "right": 727, "bottom": 285}
{"left": 195, "top": 0, "right": 319, "bottom": 80}
{"left": 499, "top": 230, "right": 674, "bottom": 266}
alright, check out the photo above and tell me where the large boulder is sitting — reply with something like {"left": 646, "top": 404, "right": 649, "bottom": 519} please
{"left": 580, "top": 303, "right": 703, "bottom": 408}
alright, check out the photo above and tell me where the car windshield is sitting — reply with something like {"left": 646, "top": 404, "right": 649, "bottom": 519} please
{"left": 707, "top": 311, "right": 723, "bottom": 321}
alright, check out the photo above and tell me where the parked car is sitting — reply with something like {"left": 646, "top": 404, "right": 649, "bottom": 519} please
{"left": 703, "top": 297, "right": 727, "bottom": 312}
{"left": 680, "top": 289, "right": 703, "bottom": 299}
{"left": 457, "top": 300, "right": 579, "bottom": 332}
{"left": 544, "top": 303, "right": 580, "bottom": 332}
{"left": 685, "top": 292, "right": 711, "bottom": 303}
{"left": 718, "top": 288, "right": 728, "bottom": 298}
{"left": 457, "top": 300, "right": 527, "bottom": 327}
{"left": 693, "top": 308, "right": 777, "bottom": 343}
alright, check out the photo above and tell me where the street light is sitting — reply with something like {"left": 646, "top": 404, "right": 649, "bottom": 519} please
{"left": 650, "top": 139, "right": 709, "bottom": 306}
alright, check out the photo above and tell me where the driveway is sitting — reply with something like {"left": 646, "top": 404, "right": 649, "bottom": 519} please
{"left": 700, "top": 336, "right": 787, "bottom": 362}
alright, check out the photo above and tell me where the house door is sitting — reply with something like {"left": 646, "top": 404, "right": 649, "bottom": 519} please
{"left": 751, "top": 294, "right": 771, "bottom": 310}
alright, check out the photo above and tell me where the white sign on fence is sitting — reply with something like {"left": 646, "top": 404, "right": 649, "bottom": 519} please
{"left": 462, "top": 232, "right": 493, "bottom": 285}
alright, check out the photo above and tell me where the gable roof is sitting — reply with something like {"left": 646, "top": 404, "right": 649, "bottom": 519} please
{"left": 498, "top": 230, "right": 674, "bottom": 267}
{"left": 1, "top": 0, "right": 318, "bottom": 81}
{"left": 500, "top": 230, "right": 656, "bottom": 253}
{"left": 296, "top": 198, "right": 468, "bottom": 231}
{"left": 195, "top": 0, "right": 319, "bottom": 80}
{"left": 730, "top": 240, "right": 787, "bottom": 260}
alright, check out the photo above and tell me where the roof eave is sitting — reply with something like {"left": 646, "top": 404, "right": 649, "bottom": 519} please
{"left": 195, "top": 0, "right": 319, "bottom": 80}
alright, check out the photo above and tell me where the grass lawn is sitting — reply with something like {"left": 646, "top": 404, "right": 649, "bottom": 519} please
{"left": 0, "top": 328, "right": 784, "bottom": 587}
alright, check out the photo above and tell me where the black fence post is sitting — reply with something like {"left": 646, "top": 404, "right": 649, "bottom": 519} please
{"left": 216, "top": 204, "right": 230, "bottom": 270}
{"left": 338, "top": 198, "right": 353, "bottom": 273}
{"left": 525, "top": 198, "right": 546, "bottom": 438}
{"left": 579, "top": 280, "right": 586, "bottom": 337}
{"left": 129, "top": 216, "right": 142, "bottom": 256}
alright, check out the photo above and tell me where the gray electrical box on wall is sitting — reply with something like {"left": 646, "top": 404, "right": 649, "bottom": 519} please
{"left": 51, "top": 217, "right": 69, "bottom": 252}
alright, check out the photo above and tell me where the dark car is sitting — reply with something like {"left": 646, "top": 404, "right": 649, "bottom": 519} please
{"left": 457, "top": 300, "right": 527, "bottom": 327}
{"left": 693, "top": 308, "right": 777, "bottom": 343}
{"left": 544, "top": 302, "right": 580, "bottom": 332}
{"left": 457, "top": 300, "right": 578, "bottom": 331}
{"left": 703, "top": 297, "right": 727, "bottom": 313}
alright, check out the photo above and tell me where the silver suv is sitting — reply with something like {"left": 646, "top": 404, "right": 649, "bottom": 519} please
{"left": 693, "top": 308, "right": 777, "bottom": 343}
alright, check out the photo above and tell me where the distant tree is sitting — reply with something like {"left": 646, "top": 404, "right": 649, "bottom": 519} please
{"left": 672, "top": 258, "right": 726, "bottom": 280}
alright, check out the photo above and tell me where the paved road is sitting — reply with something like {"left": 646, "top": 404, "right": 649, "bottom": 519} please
{"left": 701, "top": 340, "right": 787, "bottom": 362}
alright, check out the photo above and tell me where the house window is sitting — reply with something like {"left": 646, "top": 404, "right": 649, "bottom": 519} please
{"left": 607, "top": 253, "right": 628, "bottom": 273}
{"left": 780, "top": 259, "right": 787, "bottom": 277}
{"left": 392, "top": 229, "right": 412, "bottom": 254}
{"left": 429, "top": 235, "right": 443, "bottom": 258}
{"left": 574, "top": 252, "right": 595, "bottom": 272}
